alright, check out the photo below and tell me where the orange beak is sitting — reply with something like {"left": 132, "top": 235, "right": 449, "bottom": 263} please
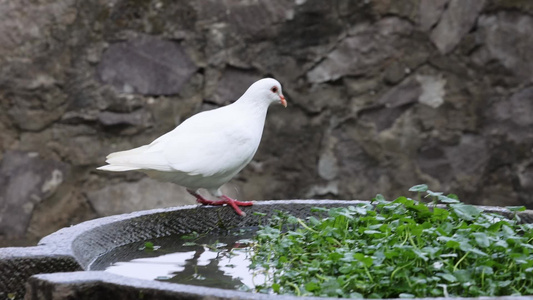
{"left": 280, "top": 95, "right": 287, "bottom": 108}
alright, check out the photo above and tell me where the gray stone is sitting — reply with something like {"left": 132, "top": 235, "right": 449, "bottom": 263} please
{"left": 193, "top": 0, "right": 292, "bottom": 38}
{"left": 359, "top": 77, "right": 421, "bottom": 131}
{"left": 518, "top": 161, "right": 533, "bottom": 201}
{"left": 486, "top": 0, "right": 533, "bottom": 15}
{"left": 343, "top": 77, "right": 379, "bottom": 97}
{"left": 208, "top": 68, "right": 261, "bottom": 105}
{"left": 8, "top": 104, "right": 67, "bottom": 132}
{"left": 430, "top": 0, "right": 486, "bottom": 54}
{"left": 60, "top": 110, "right": 98, "bottom": 124}
{"left": 98, "top": 109, "right": 153, "bottom": 128}
{"left": 16, "top": 124, "right": 106, "bottom": 167}
{"left": 318, "top": 150, "right": 338, "bottom": 181}
{"left": 306, "top": 33, "right": 374, "bottom": 83}
{"left": 307, "top": 17, "right": 415, "bottom": 83}
{"left": 416, "top": 144, "right": 453, "bottom": 182}
{"left": 27, "top": 188, "right": 97, "bottom": 241}
{"left": 383, "top": 61, "right": 409, "bottom": 85}
{"left": 486, "top": 87, "right": 533, "bottom": 142}
{"left": 475, "top": 12, "right": 533, "bottom": 83}
{"left": 378, "top": 77, "right": 421, "bottom": 108}
{"left": 86, "top": 177, "right": 197, "bottom": 216}
{"left": 378, "top": 0, "right": 420, "bottom": 22}
{"left": 291, "top": 83, "right": 346, "bottom": 113}
{"left": 416, "top": 74, "right": 446, "bottom": 108}
{"left": 419, "top": 0, "right": 449, "bottom": 31}
{"left": 417, "top": 135, "right": 489, "bottom": 184}
{"left": 0, "top": 151, "right": 69, "bottom": 239}
{"left": 5, "top": 77, "right": 69, "bottom": 131}
{"left": 94, "top": 90, "right": 147, "bottom": 113}
{"left": 446, "top": 135, "right": 489, "bottom": 177}
{"left": 0, "top": 0, "right": 76, "bottom": 57}
{"left": 492, "top": 87, "right": 533, "bottom": 128}
{"left": 305, "top": 181, "right": 339, "bottom": 198}
{"left": 97, "top": 35, "right": 198, "bottom": 95}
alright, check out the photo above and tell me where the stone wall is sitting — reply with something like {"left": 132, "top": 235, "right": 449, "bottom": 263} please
{"left": 1, "top": 0, "right": 532, "bottom": 246}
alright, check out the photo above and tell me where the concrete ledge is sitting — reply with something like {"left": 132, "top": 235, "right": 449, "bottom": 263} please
{"left": 26, "top": 272, "right": 533, "bottom": 300}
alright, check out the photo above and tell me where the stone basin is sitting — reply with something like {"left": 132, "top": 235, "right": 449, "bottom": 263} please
{"left": 1, "top": 200, "right": 532, "bottom": 300}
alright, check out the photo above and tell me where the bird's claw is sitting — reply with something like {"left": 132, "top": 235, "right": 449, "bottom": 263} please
{"left": 194, "top": 194, "right": 252, "bottom": 216}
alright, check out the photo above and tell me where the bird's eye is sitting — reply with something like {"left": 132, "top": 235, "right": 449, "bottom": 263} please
{"left": 271, "top": 86, "right": 278, "bottom": 93}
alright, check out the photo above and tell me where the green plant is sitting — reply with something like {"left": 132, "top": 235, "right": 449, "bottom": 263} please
{"left": 140, "top": 241, "right": 161, "bottom": 251}
{"left": 250, "top": 185, "right": 533, "bottom": 298}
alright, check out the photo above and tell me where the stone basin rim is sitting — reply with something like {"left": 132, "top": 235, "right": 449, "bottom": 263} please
{"left": 39, "top": 199, "right": 370, "bottom": 259}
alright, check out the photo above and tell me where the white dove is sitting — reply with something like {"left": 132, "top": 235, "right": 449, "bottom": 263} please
{"left": 98, "top": 78, "right": 286, "bottom": 216}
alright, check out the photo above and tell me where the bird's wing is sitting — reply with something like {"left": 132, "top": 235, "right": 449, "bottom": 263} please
{"left": 162, "top": 107, "right": 259, "bottom": 176}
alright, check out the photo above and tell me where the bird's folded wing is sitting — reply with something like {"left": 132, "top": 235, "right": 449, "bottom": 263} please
{"left": 162, "top": 128, "right": 254, "bottom": 177}
{"left": 162, "top": 110, "right": 257, "bottom": 177}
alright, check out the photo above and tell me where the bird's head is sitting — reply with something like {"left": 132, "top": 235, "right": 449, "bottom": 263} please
{"left": 246, "top": 78, "right": 287, "bottom": 108}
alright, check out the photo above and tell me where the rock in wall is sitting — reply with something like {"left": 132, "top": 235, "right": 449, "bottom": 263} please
{"left": 1, "top": 0, "right": 533, "bottom": 246}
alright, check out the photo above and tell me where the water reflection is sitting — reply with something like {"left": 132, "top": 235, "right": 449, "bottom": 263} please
{"left": 90, "top": 228, "right": 267, "bottom": 291}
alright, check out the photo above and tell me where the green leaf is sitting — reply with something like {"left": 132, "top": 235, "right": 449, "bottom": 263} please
{"left": 438, "top": 194, "right": 460, "bottom": 204}
{"left": 181, "top": 232, "right": 199, "bottom": 240}
{"left": 446, "top": 193, "right": 459, "bottom": 200}
{"left": 426, "top": 190, "right": 443, "bottom": 198}
{"left": 399, "top": 293, "right": 415, "bottom": 298}
{"left": 437, "top": 222, "right": 453, "bottom": 235}
{"left": 438, "top": 273, "right": 457, "bottom": 282}
{"left": 472, "top": 232, "right": 490, "bottom": 248}
{"left": 349, "top": 292, "right": 364, "bottom": 298}
{"left": 476, "top": 265, "right": 493, "bottom": 275}
{"left": 506, "top": 206, "right": 526, "bottom": 212}
{"left": 353, "top": 205, "right": 369, "bottom": 215}
{"left": 144, "top": 241, "right": 154, "bottom": 250}
{"left": 311, "top": 206, "right": 329, "bottom": 212}
{"left": 354, "top": 253, "right": 373, "bottom": 267}
{"left": 459, "top": 241, "right": 487, "bottom": 256}
{"left": 339, "top": 264, "right": 353, "bottom": 274}
{"left": 305, "top": 281, "right": 320, "bottom": 292}
{"left": 412, "top": 248, "right": 429, "bottom": 261}
{"left": 409, "top": 184, "right": 428, "bottom": 192}
{"left": 453, "top": 269, "right": 472, "bottom": 282}
{"left": 498, "top": 280, "right": 512, "bottom": 287}
{"left": 364, "top": 230, "right": 382, "bottom": 235}
{"left": 450, "top": 203, "right": 482, "bottom": 221}
{"left": 444, "top": 239, "right": 460, "bottom": 249}
{"left": 373, "top": 194, "right": 387, "bottom": 202}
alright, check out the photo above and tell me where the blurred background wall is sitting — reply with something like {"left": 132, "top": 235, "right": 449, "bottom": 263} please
{"left": 1, "top": 0, "right": 532, "bottom": 246}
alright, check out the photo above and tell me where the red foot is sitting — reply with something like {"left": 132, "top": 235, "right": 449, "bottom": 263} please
{"left": 191, "top": 192, "right": 252, "bottom": 216}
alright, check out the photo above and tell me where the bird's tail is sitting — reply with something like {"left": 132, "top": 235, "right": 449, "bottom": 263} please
{"left": 97, "top": 164, "right": 140, "bottom": 172}
{"left": 97, "top": 145, "right": 150, "bottom": 172}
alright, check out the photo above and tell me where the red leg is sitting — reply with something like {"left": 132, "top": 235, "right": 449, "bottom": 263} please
{"left": 220, "top": 195, "right": 253, "bottom": 216}
{"left": 188, "top": 190, "right": 217, "bottom": 205}
{"left": 187, "top": 190, "right": 252, "bottom": 216}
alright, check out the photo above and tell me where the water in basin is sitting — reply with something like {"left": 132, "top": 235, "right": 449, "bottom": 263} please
{"left": 89, "top": 227, "right": 268, "bottom": 292}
